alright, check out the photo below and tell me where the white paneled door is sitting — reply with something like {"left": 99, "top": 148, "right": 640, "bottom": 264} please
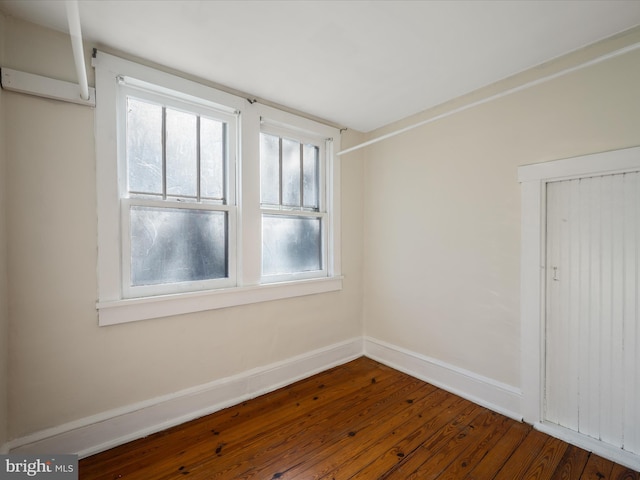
{"left": 545, "top": 171, "right": 640, "bottom": 456}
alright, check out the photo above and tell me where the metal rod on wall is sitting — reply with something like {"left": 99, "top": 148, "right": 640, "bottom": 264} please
{"left": 337, "top": 41, "right": 640, "bottom": 157}
{"left": 65, "top": 0, "right": 90, "bottom": 101}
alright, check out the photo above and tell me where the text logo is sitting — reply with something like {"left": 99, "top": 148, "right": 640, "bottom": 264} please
{"left": 0, "top": 455, "right": 77, "bottom": 479}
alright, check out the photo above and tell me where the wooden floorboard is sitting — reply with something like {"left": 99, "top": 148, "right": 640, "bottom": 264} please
{"left": 79, "top": 357, "right": 639, "bottom": 479}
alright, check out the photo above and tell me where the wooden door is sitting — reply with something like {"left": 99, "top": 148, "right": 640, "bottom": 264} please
{"left": 545, "top": 171, "right": 640, "bottom": 455}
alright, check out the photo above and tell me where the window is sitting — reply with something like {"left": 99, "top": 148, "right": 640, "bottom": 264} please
{"left": 260, "top": 128, "right": 327, "bottom": 280}
{"left": 93, "top": 52, "right": 342, "bottom": 325}
{"left": 121, "top": 86, "right": 238, "bottom": 298}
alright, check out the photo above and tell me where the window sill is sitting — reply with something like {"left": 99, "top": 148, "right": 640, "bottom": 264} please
{"left": 96, "top": 276, "right": 343, "bottom": 326}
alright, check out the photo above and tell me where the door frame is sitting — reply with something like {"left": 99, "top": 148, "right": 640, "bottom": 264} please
{"left": 518, "top": 145, "right": 640, "bottom": 470}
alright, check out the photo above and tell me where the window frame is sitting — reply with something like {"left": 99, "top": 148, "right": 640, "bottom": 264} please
{"left": 259, "top": 122, "right": 329, "bottom": 283}
{"left": 118, "top": 83, "right": 239, "bottom": 298}
{"left": 93, "top": 51, "right": 342, "bottom": 326}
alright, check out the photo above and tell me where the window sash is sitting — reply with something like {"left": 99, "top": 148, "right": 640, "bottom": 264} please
{"left": 121, "top": 198, "right": 237, "bottom": 298}
{"left": 259, "top": 134, "right": 320, "bottom": 211}
{"left": 260, "top": 209, "right": 327, "bottom": 282}
{"left": 118, "top": 84, "right": 238, "bottom": 208}
{"left": 125, "top": 101, "right": 229, "bottom": 203}
{"left": 259, "top": 124, "right": 326, "bottom": 211}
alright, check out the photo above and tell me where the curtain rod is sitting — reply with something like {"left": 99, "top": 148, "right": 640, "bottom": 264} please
{"left": 338, "top": 41, "right": 640, "bottom": 157}
{"left": 65, "top": 0, "right": 90, "bottom": 101}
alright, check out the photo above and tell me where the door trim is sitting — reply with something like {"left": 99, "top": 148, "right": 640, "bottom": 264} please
{"left": 518, "top": 145, "right": 640, "bottom": 470}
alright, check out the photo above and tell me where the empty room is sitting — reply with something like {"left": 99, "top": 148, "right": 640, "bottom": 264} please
{"left": 1, "top": 1, "right": 640, "bottom": 478}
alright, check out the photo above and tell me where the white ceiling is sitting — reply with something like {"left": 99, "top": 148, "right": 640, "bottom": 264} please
{"left": 1, "top": 1, "right": 640, "bottom": 132}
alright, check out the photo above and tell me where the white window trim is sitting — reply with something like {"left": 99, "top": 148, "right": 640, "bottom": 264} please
{"left": 94, "top": 52, "right": 342, "bottom": 326}
{"left": 96, "top": 276, "right": 343, "bottom": 326}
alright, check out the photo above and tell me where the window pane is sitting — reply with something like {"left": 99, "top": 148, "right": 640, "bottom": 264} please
{"left": 303, "top": 144, "right": 319, "bottom": 209}
{"left": 166, "top": 108, "right": 197, "bottom": 198}
{"left": 127, "top": 98, "right": 162, "bottom": 195}
{"left": 282, "top": 138, "right": 301, "bottom": 207}
{"left": 200, "top": 117, "right": 225, "bottom": 201}
{"left": 130, "top": 206, "right": 227, "bottom": 286}
{"left": 260, "top": 133, "right": 280, "bottom": 205}
{"left": 262, "top": 215, "right": 321, "bottom": 275}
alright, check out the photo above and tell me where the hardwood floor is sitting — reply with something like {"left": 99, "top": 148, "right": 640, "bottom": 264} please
{"left": 79, "top": 357, "right": 639, "bottom": 479}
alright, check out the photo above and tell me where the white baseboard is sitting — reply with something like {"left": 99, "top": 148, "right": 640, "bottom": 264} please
{"left": 363, "top": 337, "right": 523, "bottom": 421}
{"left": 6, "top": 337, "right": 524, "bottom": 458}
{"left": 8, "top": 337, "right": 363, "bottom": 458}
{"left": 536, "top": 422, "right": 640, "bottom": 472}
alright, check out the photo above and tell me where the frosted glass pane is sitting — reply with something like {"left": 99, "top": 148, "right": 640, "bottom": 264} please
{"left": 130, "top": 206, "right": 227, "bottom": 286}
{"left": 127, "top": 98, "right": 162, "bottom": 195}
{"left": 262, "top": 215, "right": 321, "bottom": 275}
{"left": 303, "top": 144, "right": 319, "bottom": 209}
{"left": 200, "top": 117, "right": 225, "bottom": 201}
{"left": 166, "top": 108, "right": 197, "bottom": 197}
{"left": 282, "top": 138, "right": 301, "bottom": 207}
{"left": 260, "top": 133, "right": 279, "bottom": 205}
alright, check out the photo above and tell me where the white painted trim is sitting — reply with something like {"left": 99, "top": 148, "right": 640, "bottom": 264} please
{"left": 363, "top": 337, "right": 522, "bottom": 421}
{"left": 518, "top": 145, "right": 640, "bottom": 464}
{"left": 7, "top": 337, "right": 363, "bottom": 458}
{"left": 98, "top": 276, "right": 343, "bottom": 326}
{"left": 536, "top": 422, "right": 640, "bottom": 472}
{"left": 0, "top": 68, "right": 95, "bottom": 106}
{"left": 518, "top": 145, "right": 640, "bottom": 183}
{"left": 519, "top": 179, "right": 546, "bottom": 424}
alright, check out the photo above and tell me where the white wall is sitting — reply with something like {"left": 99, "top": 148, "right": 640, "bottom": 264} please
{"left": 2, "top": 17, "right": 364, "bottom": 443}
{"left": 361, "top": 28, "right": 640, "bottom": 390}
{"left": 0, "top": 11, "right": 10, "bottom": 452}
{"left": 4, "top": 8, "right": 640, "bottom": 455}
